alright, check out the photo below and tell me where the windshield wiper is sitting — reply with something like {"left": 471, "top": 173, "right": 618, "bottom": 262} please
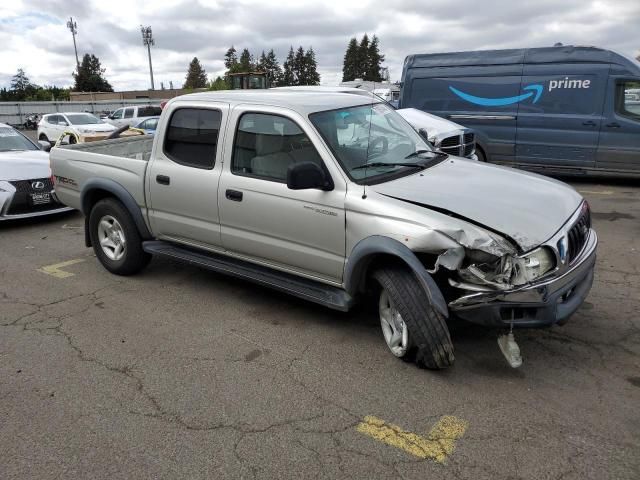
{"left": 352, "top": 162, "right": 427, "bottom": 171}
{"left": 404, "top": 149, "right": 448, "bottom": 160}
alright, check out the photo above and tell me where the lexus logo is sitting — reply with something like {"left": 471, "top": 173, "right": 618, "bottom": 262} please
{"left": 31, "top": 181, "right": 45, "bottom": 190}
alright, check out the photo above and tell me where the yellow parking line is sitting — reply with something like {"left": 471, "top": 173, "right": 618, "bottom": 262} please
{"left": 357, "top": 415, "right": 468, "bottom": 464}
{"left": 38, "top": 259, "right": 86, "bottom": 279}
{"left": 577, "top": 190, "right": 614, "bottom": 195}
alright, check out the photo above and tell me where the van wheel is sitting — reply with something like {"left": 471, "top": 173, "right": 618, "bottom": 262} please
{"left": 475, "top": 147, "right": 487, "bottom": 162}
{"left": 89, "top": 198, "right": 150, "bottom": 275}
{"left": 373, "top": 267, "right": 454, "bottom": 369}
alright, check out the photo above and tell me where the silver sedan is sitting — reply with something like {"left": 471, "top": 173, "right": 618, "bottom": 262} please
{"left": 0, "top": 124, "right": 73, "bottom": 220}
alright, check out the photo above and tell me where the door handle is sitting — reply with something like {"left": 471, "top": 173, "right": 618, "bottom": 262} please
{"left": 156, "top": 174, "right": 170, "bottom": 185}
{"left": 225, "top": 189, "right": 243, "bottom": 202}
{"left": 582, "top": 120, "right": 596, "bottom": 126}
{"left": 605, "top": 122, "right": 621, "bottom": 128}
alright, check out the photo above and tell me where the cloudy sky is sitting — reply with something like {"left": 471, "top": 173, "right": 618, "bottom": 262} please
{"left": 1, "top": 0, "right": 639, "bottom": 91}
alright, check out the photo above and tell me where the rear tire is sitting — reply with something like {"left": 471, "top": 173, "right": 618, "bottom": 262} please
{"left": 89, "top": 198, "right": 150, "bottom": 275}
{"left": 373, "top": 267, "right": 454, "bottom": 369}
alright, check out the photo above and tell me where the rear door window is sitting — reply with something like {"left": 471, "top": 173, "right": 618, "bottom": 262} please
{"left": 163, "top": 108, "right": 221, "bottom": 169}
{"left": 124, "top": 108, "right": 135, "bottom": 119}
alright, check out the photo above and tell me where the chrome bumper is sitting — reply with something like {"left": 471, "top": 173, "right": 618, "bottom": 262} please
{"left": 449, "top": 230, "right": 597, "bottom": 327}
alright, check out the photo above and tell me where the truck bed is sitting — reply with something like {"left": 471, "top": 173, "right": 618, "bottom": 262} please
{"left": 59, "top": 135, "right": 154, "bottom": 161}
{"left": 51, "top": 136, "right": 155, "bottom": 214}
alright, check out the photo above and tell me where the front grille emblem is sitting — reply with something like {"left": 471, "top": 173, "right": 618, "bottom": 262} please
{"left": 31, "top": 181, "right": 45, "bottom": 190}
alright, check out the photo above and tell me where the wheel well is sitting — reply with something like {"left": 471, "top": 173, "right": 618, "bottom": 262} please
{"left": 39, "top": 133, "right": 48, "bottom": 140}
{"left": 82, "top": 188, "right": 117, "bottom": 216}
{"left": 358, "top": 253, "right": 419, "bottom": 295}
{"left": 475, "top": 144, "right": 487, "bottom": 162}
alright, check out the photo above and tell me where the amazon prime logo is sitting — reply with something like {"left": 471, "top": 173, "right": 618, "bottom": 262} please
{"left": 31, "top": 181, "right": 45, "bottom": 190}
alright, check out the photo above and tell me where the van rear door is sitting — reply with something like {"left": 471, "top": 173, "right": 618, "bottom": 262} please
{"left": 516, "top": 63, "right": 608, "bottom": 169}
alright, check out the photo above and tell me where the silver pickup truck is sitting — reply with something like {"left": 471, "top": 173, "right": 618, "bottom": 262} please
{"left": 51, "top": 91, "right": 597, "bottom": 369}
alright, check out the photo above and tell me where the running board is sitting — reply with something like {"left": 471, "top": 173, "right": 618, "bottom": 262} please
{"left": 142, "top": 240, "right": 354, "bottom": 312}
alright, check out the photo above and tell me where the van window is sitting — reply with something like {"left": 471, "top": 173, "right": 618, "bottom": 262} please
{"left": 124, "top": 108, "right": 135, "bottom": 119}
{"left": 139, "top": 106, "right": 162, "bottom": 117}
{"left": 231, "top": 113, "right": 323, "bottom": 182}
{"left": 616, "top": 81, "right": 640, "bottom": 120}
{"left": 519, "top": 75, "right": 598, "bottom": 115}
{"left": 163, "top": 108, "right": 221, "bottom": 169}
{"left": 111, "top": 109, "right": 123, "bottom": 119}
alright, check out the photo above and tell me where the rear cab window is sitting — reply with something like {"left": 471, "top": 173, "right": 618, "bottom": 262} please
{"left": 163, "top": 108, "right": 222, "bottom": 169}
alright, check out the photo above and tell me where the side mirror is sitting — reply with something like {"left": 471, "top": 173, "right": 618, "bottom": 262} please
{"left": 418, "top": 128, "right": 430, "bottom": 143}
{"left": 38, "top": 140, "right": 51, "bottom": 152}
{"left": 287, "top": 162, "right": 333, "bottom": 191}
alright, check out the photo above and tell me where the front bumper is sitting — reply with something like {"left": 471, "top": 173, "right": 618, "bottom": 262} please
{"left": 0, "top": 187, "right": 73, "bottom": 221}
{"left": 449, "top": 230, "right": 597, "bottom": 328}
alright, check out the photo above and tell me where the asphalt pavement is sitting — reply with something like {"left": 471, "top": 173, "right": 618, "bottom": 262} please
{"left": 1, "top": 149, "right": 638, "bottom": 479}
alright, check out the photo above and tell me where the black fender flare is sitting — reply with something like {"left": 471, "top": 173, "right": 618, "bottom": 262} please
{"left": 81, "top": 178, "right": 152, "bottom": 246}
{"left": 344, "top": 236, "right": 448, "bottom": 318}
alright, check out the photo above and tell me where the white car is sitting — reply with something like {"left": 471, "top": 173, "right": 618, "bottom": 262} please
{"left": 104, "top": 105, "right": 163, "bottom": 129}
{"left": 38, "top": 112, "right": 116, "bottom": 145}
{"left": 0, "top": 123, "right": 72, "bottom": 220}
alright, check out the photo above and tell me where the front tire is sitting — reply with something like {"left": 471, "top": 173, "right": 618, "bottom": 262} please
{"left": 39, "top": 133, "right": 49, "bottom": 143}
{"left": 89, "top": 198, "right": 150, "bottom": 275}
{"left": 373, "top": 267, "right": 454, "bottom": 369}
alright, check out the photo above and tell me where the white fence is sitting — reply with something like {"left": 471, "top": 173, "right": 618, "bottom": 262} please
{"left": 0, "top": 99, "right": 162, "bottom": 127}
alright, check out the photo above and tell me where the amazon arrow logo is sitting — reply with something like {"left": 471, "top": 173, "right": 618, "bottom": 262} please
{"left": 449, "top": 84, "right": 543, "bottom": 107}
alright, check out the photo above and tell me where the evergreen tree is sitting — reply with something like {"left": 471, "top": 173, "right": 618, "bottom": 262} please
{"left": 282, "top": 47, "right": 296, "bottom": 86}
{"left": 238, "top": 48, "right": 254, "bottom": 72}
{"left": 366, "top": 35, "right": 385, "bottom": 82}
{"left": 303, "top": 47, "right": 320, "bottom": 85}
{"left": 293, "top": 46, "right": 306, "bottom": 84}
{"left": 11, "top": 69, "right": 31, "bottom": 95}
{"left": 73, "top": 54, "right": 113, "bottom": 92}
{"left": 224, "top": 46, "right": 238, "bottom": 70}
{"left": 357, "top": 34, "right": 370, "bottom": 79}
{"left": 342, "top": 38, "right": 359, "bottom": 82}
{"left": 257, "top": 49, "right": 283, "bottom": 87}
{"left": 183, "top": 57, "right": 208, "bottom": 89}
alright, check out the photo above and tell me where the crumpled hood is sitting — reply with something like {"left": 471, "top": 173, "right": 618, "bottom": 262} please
{"left": 371, "top": 158, "right": 583, "bottom": 252}
{"left": 0, "top": 150, "right": 51, "bottom": 181}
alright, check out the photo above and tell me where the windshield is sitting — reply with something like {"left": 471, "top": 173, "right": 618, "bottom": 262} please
{"left": 65, "top": 113, "right": 101, "bottom": 125}
{"left": 0, "top": 127, "right": 38, "bottom": 152}
{"left": 310, "top": 102, "right": 435, "bottom": 183}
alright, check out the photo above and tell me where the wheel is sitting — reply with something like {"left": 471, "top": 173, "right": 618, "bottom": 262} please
{"left": 475, "top": 146, "right": 487, "bottom": 162}
{"left": 39, "top": 133, "right": 49, "bottom": 143}
{"left": 373, "top": 267, "right": 454, "bottom": 369}
{"left": 89, "top": 198, "right": 150, "bottom": 275}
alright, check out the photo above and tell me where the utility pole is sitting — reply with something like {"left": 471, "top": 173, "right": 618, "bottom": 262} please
{"left": 140, "top": 26, "right": 155, "bottom": 90}
{"left": 67, "top": 17, "right": 79, "bottom": 70}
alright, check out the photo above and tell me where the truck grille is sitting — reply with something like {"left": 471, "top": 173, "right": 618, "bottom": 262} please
{"left": 436, "top": 133, "right": 475, "bottom": 158}
{"left": 567, "top": 204, "right": 591, "bottom": 264}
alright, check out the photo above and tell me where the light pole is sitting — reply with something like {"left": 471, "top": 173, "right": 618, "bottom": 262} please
{"left": 67, "top": 17, "right": 79, "bottom": 70}
{"left": 140, "top": 26, "right": 155, "bottom": 90}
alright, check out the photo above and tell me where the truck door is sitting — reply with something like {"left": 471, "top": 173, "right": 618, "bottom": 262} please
{"left": 516, "top": 64, "right": 608, "bottom": 169}
{"left": 146, "top": 102, "right": 230, "bottom": 249}
{"left": 217, "top": 106, "right": 347, "bottom": 283}
{"left": 595, "top": 78, "right": 640, "bottom": 171}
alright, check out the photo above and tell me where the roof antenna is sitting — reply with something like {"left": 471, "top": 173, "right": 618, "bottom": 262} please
{"left": 362, "top": 81, "right": 375, "bottom": 200}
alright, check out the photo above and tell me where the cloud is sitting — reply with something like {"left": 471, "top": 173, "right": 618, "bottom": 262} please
{"left": 0, "top": 0, "right": 638, "bottom": 91}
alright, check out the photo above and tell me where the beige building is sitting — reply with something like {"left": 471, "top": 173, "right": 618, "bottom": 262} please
{"left": 69, "top": 88, "right": 207, "bottom": 102}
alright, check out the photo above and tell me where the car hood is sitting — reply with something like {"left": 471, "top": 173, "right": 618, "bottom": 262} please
{"left": 0, "top": 150, "right": 50, "bottom": 181}
{"left": 371, "top": 158, "right": 583, "bottom": 252}
{"left": 396, "top": 108, "right": 466, "bottom": 135}
{"left": 75, "top": 123, "right": 116, "bottom": 131}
